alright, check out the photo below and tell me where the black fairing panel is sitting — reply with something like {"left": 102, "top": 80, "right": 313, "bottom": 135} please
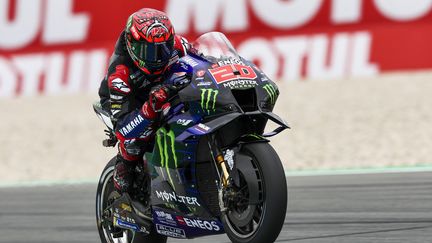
{"left": 177, "top": 53, "right": 280, "bottom": 118}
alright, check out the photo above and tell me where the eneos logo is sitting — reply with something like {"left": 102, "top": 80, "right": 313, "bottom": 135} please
{"left": 176, "top": 216, "right": 221, "bottom": 232}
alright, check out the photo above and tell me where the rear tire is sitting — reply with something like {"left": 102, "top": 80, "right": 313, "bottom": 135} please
{"left": 96, "top": 157, "right": 167, "bottom": 243}
{"left": 223, "top": 143, "right": 287, "bottom": 243}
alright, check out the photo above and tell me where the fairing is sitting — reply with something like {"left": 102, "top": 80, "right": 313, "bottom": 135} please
{"left": 145, "top": 32, "right": 288, "bottom": 239}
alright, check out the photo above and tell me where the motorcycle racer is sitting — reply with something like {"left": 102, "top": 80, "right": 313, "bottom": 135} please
{"left": 98, "top": 8, "right": 188, "bottom": 220}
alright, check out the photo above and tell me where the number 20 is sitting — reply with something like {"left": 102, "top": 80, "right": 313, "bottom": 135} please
{"left": 209, "top": 64, "right": 257, "bottom": 84}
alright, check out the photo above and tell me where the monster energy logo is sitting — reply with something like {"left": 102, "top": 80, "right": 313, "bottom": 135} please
{"left": 156, "top": 128, "right": 178, "bottom": 190}
{"left": 200, "top": 89, "right": 219, "bottom": 114}
{"left": 263, "top": 84, "right": 277, "bottom": 105}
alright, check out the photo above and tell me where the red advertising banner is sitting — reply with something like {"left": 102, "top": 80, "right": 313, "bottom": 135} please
{"left": 1, "top": 0, "right": 432, "bottom": 97}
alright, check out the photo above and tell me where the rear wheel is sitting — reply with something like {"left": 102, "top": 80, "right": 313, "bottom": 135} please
{"left": 223, "top": 143, "right": 287, "bottom": 243}
{"left": 96, "top": 157, "right": 167, "bottom": 243}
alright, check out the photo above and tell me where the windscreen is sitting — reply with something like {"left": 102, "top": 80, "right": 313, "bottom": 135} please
{"left": 191, "top": 32, "right": 241, "bottom": 61}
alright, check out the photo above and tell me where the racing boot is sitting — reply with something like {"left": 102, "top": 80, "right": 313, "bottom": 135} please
{"left": 113, "top": 155, "right": 137, "bottom": 194}
{"left": 108, "top": 155, "right": 152, "bottom": 236}
{"left": 109, "top": 155, "right": 138, "bottom": 236}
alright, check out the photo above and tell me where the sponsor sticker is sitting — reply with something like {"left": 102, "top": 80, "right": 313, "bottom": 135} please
{"left": 177, "top": 119, "right": 193, "bottom": 126}
{"left": 111, "top": 103, "right": 122, "bottom": 109}
{"left": 197, "top": 81, "right": 212, "bottom": 86}
{"left": 191, "top": 123, "right": 211, "bottom": 135}
{"left": 156, "top": 224, "right": 186, "bottom": 238}
{"left": 222, "top": 80, "right": 258, "bottom": 89}
{"left": 182, "top": 56, "right": 199, "bottom": 67}
{"left": 113, "top": 212, "right": 136, "bottom": 224}
{"left": 115, "top": 218, "right": 139, "bottom": 231}
{"left": 263, "top": 84, "right": 277, "bottom": 105}
{"left": 224, "top": 149, "right": 235, "bottom": 170}
{"left": 154, "top": 210, "right": 177, "bottom": 226}
{"left": 176, "top": 216, "right": 222, "bottom": 232}
{"left": 217, "top": 58, "right": 245, "bottom": 66}
{"left": 110, "top": 94, "right": 123, "bottom": 100}
{"left": 155, "top": 128, "right": 180, "bottom": 190}
{"left": 197, "top": 123, "right": 210, "bottom": 131}
{"left": 155, "top": 190, "right": 201, "bottom": 206}
{"left": 200, "top": 89, "right": 219, "bottom": 114}
{"left": 197, "top": 70, "right": 206, "bottom": 77}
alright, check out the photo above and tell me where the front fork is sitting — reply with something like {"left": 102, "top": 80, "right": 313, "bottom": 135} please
{"left": 206, "top": 134, "right": 232, "bottom": 213}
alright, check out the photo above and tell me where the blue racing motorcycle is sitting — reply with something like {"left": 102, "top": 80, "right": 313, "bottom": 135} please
{"left": 94, "top": 32, "right": 289, "bottom": 243}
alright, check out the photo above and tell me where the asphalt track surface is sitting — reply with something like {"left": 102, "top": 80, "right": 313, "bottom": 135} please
{"left": 0, "top": 172, "right": 431, "bottom": 243}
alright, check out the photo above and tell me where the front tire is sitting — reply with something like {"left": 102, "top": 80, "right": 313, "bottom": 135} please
{"left": 95, "top": 157, "right": 167, "bottom": 243}
{"left": 223, "top": 143, "right": 287, "bottom": 243}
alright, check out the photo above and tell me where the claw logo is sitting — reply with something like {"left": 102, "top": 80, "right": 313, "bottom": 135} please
{"left": 200, "top": 89, "right": 219, "bottom": 114}
{"left": 156, "top": 128, "right": 178, "bottom": 190}
{"left": 263, "top": 84, "right": 277, "bottom": 105}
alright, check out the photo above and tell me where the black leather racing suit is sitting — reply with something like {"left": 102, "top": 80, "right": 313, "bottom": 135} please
{"left": 98, "top": 30, "right": 188, "bottom": 193}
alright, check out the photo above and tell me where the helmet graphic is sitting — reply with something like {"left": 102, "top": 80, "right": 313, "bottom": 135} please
{"left": 125, "top": 8, "right": 175, "bottom": 75}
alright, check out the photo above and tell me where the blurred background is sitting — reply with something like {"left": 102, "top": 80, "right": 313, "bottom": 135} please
{"left": 1, "top": 0, "right": 432, "bottom": 184}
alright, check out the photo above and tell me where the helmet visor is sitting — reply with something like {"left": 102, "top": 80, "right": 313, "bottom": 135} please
{"left": 130, "top": 38, "right": 174, "bottom": 71}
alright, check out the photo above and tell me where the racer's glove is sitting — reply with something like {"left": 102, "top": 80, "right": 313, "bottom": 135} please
{"left": 149, "top": 86, "right": 169, "bottom": 112}
{"left": 142, "top": 86, "right": 171, "bottom": 120}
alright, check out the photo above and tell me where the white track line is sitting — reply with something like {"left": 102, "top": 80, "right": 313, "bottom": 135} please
{"left": 1, "top": 165, "right": 432, "bottom": 188}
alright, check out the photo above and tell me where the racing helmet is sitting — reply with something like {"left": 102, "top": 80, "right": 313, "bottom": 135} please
{"left": 125, "top": 8, "right": 175, "bottom": 76}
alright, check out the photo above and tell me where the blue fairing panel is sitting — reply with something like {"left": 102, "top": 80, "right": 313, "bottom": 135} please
{"left": 166, "top": 54, "right": 209, "bottom": 87}
{"left": 176, "top": 113, "right": 242, "bottom": 142}
{"left": 152, "top": 208, "right": 225, "bottom": 239}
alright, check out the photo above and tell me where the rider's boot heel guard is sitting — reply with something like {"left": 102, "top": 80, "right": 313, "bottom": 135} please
{"left": 110, "top": 193, "right": 152, "bottom": 234}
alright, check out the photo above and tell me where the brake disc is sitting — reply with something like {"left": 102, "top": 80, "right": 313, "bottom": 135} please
{"left": 227, "top": 204, "right": 256, "bottom": 227}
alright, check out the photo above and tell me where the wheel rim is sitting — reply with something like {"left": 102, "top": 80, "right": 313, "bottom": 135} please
{"left": 224, "top": 154, "right": 265, "bottom": 239}
{"left": 96, "top": 166, "right": 132, "bottom": 243}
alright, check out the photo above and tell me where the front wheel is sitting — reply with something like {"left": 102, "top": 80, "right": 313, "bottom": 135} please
{"left": 95, "top": 157, "right": 167, "bottom": 243}
{"left": 223, "top": 143, "right": 287, "bottom": 243}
